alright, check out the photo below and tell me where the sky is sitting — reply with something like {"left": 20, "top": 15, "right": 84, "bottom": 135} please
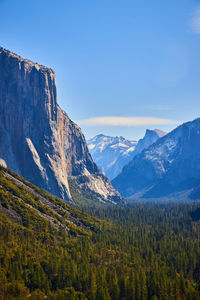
{"left": 1, "top": 0, "right": 200, "bottom": 140}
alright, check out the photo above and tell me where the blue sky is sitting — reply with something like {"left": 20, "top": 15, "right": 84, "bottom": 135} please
{"left": 1, "top": 0, "right": 200, "bottom": 140}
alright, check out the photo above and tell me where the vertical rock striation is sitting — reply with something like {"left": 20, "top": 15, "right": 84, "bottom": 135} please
{"left": 0, "top": 47, "right": 122, "bottom": 203}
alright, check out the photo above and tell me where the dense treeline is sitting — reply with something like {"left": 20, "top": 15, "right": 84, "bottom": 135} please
{"left": 1, "top": 201, "right": 200, "bottom": 299}
{"left": 0, "top": 168, "right": 200, "bottom": 299}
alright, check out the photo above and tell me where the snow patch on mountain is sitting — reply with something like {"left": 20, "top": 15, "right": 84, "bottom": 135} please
{"left": 87, "top": 135, "right": 137, "bottom": 180}
{"left": 87, "top": 129, "right": 166, "bottom": 181}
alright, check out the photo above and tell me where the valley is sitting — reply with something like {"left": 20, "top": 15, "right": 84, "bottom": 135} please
{"left": 0, "top": 166, "right": 200, "bottom": 299}
{"left": 0, "top": 46, "right": 199, "bottom": 300}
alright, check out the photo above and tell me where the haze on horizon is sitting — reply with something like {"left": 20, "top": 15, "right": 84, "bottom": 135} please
{"left": 0, "top": 0, "right": 200, "bottom": 140}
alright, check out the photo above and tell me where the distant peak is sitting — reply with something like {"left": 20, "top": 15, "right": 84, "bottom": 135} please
{"left": 153, "top": 129, "right": 167, "bottom": 137}
{"left": 96, "top": 134, "right": 109, "bottom": 139}
{"left": 96, "top": 134, "right": 106, "bottom": 138}
{"left": 144, "top": 129, "right": 156, "bottom": 136}
{"left": 145, "top": 128, "right": 166, "bottom": 138}
{"left": 87, "top": 134, "right": 107, "bottom": 142}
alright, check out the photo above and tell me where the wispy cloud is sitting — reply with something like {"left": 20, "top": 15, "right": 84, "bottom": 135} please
{"left": 77, "top": 116, "right": 179, "bottom": 127}
{"left": 190, "top": 6, "right": 200, "bottom": 34}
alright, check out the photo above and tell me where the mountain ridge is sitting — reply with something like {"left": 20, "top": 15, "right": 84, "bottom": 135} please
{"left": 112, "top": 118, "right": 200, "bottom": 200}
{"left": 88, "top": 129, "right": 166, "bottom": 180}
{"left": 88, "top": 134, "right": 137, "bottom": 180}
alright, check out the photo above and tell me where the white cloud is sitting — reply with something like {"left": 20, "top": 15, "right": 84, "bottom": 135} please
{"left": 77, "top": 116, "right": 179, "bottom": 127}
{"left": 190, "top": 6, "right": 200, "bottom": 34}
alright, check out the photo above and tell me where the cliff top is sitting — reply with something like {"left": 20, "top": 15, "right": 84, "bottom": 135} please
{"left": 0, "top": 46, "right": 55, "bottom": 74}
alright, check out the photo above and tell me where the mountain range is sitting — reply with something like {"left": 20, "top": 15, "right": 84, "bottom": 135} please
{"left": 112, "top": 118, "right": 200, "bottom": 200}
{"left": 0, "top": 47, "right": 122, "bottom": 205}
{"left": 88, "top": 129, "right": 166, "bottom": 180}
{"left": 1, "top": 46, "right": 200, "bottom": 204}
{"left": 88, "top": 135, "right": 137, "bottom": 180}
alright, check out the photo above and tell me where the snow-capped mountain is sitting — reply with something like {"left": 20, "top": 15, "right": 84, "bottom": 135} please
{"left": 87, "top": 129, "right": 165, "bottom": 180}
{"left": 87, "top": 135, "right": 137, "bottom": 180}
{"left": 112, "top": 118, "right": 200, "bottom": 200}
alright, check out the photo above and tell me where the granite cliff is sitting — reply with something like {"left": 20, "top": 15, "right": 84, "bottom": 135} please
{"left": 0, "top": 47, "right": 122, "bottom": 204}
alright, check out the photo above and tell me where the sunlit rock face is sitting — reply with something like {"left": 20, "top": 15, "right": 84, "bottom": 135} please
{"left": 0, "top": 47, "right": 122, "bottom": 204}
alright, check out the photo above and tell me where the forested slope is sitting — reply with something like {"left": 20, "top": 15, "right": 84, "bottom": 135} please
{"left": 0, "top": 166, "right": 200, "bottom": 299}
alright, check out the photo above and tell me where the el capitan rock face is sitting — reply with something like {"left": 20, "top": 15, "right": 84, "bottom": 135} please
{"left": 0, "top": 47, "right": 122, "bottom": 203}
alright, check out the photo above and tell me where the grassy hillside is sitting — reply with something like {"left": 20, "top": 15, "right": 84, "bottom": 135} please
{"left": 0, "top": 166, "right": 200, "bottom": 299}
{"left": 0, "top": 166, "right": 102, "bottom": 235}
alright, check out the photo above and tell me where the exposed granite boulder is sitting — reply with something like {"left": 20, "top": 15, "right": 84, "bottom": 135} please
{"left": 0, "top": 47, "right": 122, "bottom": 204}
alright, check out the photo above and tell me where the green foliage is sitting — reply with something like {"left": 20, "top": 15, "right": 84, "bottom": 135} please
{"left": 0, "top": 166, "right": 200, "bottom": 299}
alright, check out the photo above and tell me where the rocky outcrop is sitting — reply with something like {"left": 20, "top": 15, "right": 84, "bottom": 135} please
{"left": 0, "top": 47, "right": 122, "bottom": 203}
{"left": 133, "top": 129, "right": 166, "bottom": 156}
